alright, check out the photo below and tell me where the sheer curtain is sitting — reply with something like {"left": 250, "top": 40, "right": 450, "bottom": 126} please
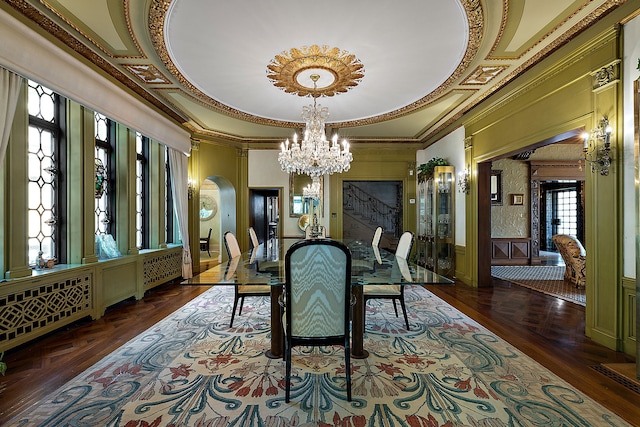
{"left": 0, "top": 67, "right": 23, "bottom": 166}
{"left": 168, "top": 148, "right": 193, "bottom": 278}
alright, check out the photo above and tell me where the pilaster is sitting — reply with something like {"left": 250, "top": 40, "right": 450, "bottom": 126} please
{"left": 585, "top": 60, "right": 621, "bottom": 349}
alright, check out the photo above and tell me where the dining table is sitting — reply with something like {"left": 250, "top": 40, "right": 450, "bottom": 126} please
{"left": 183, "top": 237, "right": 454, "bottom": 358}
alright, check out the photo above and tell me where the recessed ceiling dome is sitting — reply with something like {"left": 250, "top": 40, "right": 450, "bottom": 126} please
{"left": 164, "top": 0, "right": 469, "bottom": 124}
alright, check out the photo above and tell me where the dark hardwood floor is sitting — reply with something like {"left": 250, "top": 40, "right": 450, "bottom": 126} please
{"left": 1, "top": 276, "right": 638, "bottom": 425}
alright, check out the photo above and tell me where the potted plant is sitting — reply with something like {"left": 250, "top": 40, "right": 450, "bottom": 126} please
{"left": 417, "top": 157, "right": 449, "bottom": 182}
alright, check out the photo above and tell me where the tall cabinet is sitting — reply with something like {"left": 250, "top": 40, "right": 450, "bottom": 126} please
{"left": 416, "top": 165, "right": 455, "bottom": 278}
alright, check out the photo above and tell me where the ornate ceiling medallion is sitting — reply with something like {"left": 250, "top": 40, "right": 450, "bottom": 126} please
{"left": 267, "top": 45, "right": 364, "bottom": 97}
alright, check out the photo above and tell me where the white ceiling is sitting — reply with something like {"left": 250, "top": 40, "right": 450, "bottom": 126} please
{"left": 0, "top": 0, "right": 627, "bottom": 146}
{"left": 165, "top": 0, "right": 468, "bottom": 124}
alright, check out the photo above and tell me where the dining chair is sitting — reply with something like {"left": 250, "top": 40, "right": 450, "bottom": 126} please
{"left": 352, "top": 226, "right": 384, "bottom": 273}
{"left": 248, "top": 226, "right": 259, "bottom": 249}
{"left": 363, "top": 230, "right": 414, "bottom": 330}
{"left": 223, "top": 231, "right": 270, "bottom": 328}
{"left": 280, "top": 239, "right": 353, "bottom": 402}
{"left": 372, "top": 226, "right": 383, "bottom": 246}
{"left": 200, "top": 228, "right": 212, "bottom": 257}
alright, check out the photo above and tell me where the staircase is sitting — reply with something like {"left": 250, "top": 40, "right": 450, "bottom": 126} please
{"left": 343, "top": 182, "right": 401, "bottom": 250}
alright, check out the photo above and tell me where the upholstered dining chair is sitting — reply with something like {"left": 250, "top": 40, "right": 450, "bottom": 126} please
{"left": 363, "top": 230, "right": 414, "bottom": 330}
{"left": 352, "top": 226, "right": 384, "bottom": 273}
{"left": 223, "top": 231, "right": 270, "bottom": 328}
{"left": 372, "top": 226, "right": 383, "bottom": 246}
{"left": 552, "top": 234, "right": 586, "bottom": 288}
{"left": 280, "top": 239, "right": 353, "bottom": 402}
{"left": 248, "top": 226, "right": 259, "bottom": 249}
{"left": 200, "top": 228, "right": 212, "bottom": 257}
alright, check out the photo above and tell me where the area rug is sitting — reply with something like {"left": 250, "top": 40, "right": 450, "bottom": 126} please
{"left": 491, "top": 265, "right": 586, "bottom": 306}
{"left": 7, "top": 285, "right": 626, "bottom": 426}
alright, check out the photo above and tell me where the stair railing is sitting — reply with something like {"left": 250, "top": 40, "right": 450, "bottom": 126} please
{"left": 343, "top": 183, "right": 401, "bottom": 237}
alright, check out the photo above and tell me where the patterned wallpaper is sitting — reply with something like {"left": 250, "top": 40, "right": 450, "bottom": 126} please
{"left": 491, "top": 143, "right": 582, "bottom": 238}
{"left": 491, "top": 158, "right": 529, "bottom": 237}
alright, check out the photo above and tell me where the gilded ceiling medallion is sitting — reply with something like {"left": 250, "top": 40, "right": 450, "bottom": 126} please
{"left": 266, "top": 45, "right": 365, "bottom": 97}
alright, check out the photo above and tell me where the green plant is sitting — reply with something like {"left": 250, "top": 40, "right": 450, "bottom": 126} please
{"left": 417, "top": 157, "right": 449, "bottom": 182}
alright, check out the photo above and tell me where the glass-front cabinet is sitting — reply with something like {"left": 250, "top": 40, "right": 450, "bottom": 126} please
{"left": 416, "top": 165, "right": 455, "bottom": 278}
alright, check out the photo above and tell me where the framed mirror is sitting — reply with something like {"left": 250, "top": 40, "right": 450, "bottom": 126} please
{"left": 490, "top": 170, "right": 503, "bottom": 205}
{"left": 199, "top": 194, "right": 217, "bottom": 221}
{"left": 289, "top": 173, "right": 323, "bottom": 217}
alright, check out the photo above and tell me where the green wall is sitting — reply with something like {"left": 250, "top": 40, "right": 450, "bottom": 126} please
{"left": 445, "top": 15, "right": 629, "bottom": 352}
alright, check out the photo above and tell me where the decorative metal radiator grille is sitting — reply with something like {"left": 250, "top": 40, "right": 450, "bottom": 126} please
{"left": 143, "top": 248, "right": 182, "bottom": 289}
{"left": 0, "top": 274, "right": 92, "bottom": 348}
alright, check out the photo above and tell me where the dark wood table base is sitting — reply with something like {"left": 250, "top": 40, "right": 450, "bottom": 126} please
{"left": 266, "top": 285, "right": 369, "bottom": 359}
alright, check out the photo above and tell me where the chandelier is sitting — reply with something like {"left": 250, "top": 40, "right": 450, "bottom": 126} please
{"left": 302, "top": 177, "right": 321, "bottom": 200}
{"left": 278, "top": 74, "right": 353, "bottom": 179}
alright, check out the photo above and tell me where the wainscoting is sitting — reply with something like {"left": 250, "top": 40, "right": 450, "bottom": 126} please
{"left": 491, "top": 237, "right": 531, "bottom": 265}
{"left": 0, "top": 246, "right": 182, "bottom": 353}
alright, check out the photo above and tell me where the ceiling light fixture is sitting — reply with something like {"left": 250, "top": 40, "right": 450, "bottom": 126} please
{"left": 278, "top": 74, "right": 352, "bottom": 178}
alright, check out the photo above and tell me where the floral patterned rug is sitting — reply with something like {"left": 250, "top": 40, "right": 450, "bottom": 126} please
{"left": 7, "top": 285, "right": 628, "bottom": 426}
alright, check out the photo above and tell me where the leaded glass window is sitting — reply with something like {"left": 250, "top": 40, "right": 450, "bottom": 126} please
{"left": 165, "top": 147, "right": 175, "bottom": 243}
{"left": 27, "top": 80, "right": 63, "bottom": 265}
{"left": 95, "top": 112, "right": 114, "bottom": 236}
{"left": 136, "top": 132, "right": 149, "bottom": 249}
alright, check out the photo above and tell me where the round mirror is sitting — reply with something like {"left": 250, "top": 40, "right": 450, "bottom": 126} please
{"left": 199, "top": 195, "right": 217, "bottom": 221}
{"left": 298, "top": 214, "right": 309, "bottom": 231}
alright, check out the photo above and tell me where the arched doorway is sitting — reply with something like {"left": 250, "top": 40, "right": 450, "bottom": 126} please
{"left": 198, "top": 176, "right": 236, "bottom": 271}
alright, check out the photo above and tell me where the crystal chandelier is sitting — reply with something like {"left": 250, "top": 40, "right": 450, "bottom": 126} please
{"left": 278, "top": 74, "right": 352, "bottom": 179}
{"left": 302, "top": 177, "right": 321, "bottom": 200}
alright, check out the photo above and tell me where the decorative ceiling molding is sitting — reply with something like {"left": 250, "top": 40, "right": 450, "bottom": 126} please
{"left": 266, "top": 45, "right": 365, "bottom": 98}
{"left": 125, "top": 64, "right": 171, "bottom": 84}
{"left": 431, "top": 2, "right": 624, "bottom": 144}
{"left": 148, "top": 0, "right": 485, "bottom": 129}
{"left": 3, "top": 0, "right": 187, "bottom": 124}
{"left": 461, "top": 65, "right": 508, "bottom": 85}
{"left": 1, "top": 0, "right": 631, "bottom": 146}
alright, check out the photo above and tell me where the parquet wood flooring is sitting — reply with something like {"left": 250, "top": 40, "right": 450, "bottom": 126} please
{"left": 1, "top": 276, "right": 638, "bottom": 425}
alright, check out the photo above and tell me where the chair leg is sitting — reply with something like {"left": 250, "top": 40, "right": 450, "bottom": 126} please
{"left": 345, "top": 341, "right": 352, "bottom": 401}
{"left": 207, "top": 247, "right": 211, "bottom": 257}
{"left": 285, "top": 344, "right": 292, "bottom": 403}
{"left": 230, "top": 296, "right": 240, "bottom": 328}
{"left": 399, "top": 297, "right": 410, "bottom": 331}
{"left": 392, "top": 299, "right": 399, "bottom": 317}
{"left": 238, "top": 296, "right": 245, "bottom": 316}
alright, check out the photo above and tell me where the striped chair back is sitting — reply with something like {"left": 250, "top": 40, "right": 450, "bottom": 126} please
{"left": 285, "top": 239, "right": 351, "bottom": 338}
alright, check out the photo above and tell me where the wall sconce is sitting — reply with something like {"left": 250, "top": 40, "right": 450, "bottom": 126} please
{"left": 187, "top": 179, "right": 195, "bottom": 199}
{"left": 458, "top": 167, "right": 470, "bottom": 194}
{"left": 582, "top": 116, "right": 612, "bottom": 176}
